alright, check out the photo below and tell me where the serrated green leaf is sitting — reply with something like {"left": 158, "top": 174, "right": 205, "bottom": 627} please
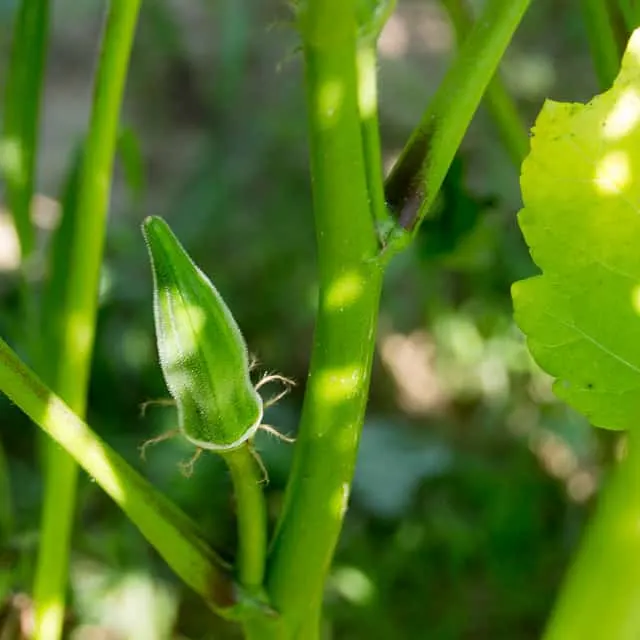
{"left": 513, "top": 28, "right": 640, "bottom": 430}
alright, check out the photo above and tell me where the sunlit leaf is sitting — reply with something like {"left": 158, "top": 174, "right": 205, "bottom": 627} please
{"left": 513, "top": 28, "right": 640, "bottom": 430}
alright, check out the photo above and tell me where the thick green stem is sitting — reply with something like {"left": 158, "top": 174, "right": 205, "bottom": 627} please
{"left": 33, "top": 1, "right": 142, "bottom": 638}
{"left": 544, "top": 429, "right": 640, "bottom": 640}
{"left": 441, "top": 0, "right": 528, "bottom": 169}
{"left": 0, "top": 336, "right": 237, "bottom": 614}
{"left": 580, "top": 0, "right": 620, "bottom": 89}
{"left": 384, "top": 0, "right": 531, "bottom": 231}
{"left": 223, "top": 447, "right": 268, "bottom": 592}
{"left": 262, "top": 1, "right": 381, "bottom": 636}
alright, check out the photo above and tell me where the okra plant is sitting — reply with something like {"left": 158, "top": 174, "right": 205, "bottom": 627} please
{"left": 2, "top": 0, "right": 640, "bottom": 638}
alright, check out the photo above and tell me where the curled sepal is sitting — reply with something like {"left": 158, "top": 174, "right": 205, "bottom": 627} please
{"left": 142, "top": 216, "right": 263, "bottom": 451}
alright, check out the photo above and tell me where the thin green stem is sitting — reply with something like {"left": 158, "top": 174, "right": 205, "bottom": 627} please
{"left": 1, "top": 0, "right": 50, "bottom": 349}
{"left": 33, "top": 125, "right": 82, "bottom": 640}
{"left": 264, "top": 1, "right": 382, "bottom": 636}
{"left": 33, "top": 1, "right": 142, "bottom": 638}
{"left": 0, "top": 336, "right": 237, "bottom": 614}
{"left": 224, "top": 446, "right": 272, "bottom": 639}
{"left": 357, "top": 38, "right": 388, "bottom": 229}
{"left": 581, "top": 0, "right": 621, "bottom": 89}
{"left": 441, "top": 0, "right": 528, "bottom": 169}
{"left": 223, "top": 447, "right": 268, "bottom": 591}
{"left": 384, "top": 0, "right": 531, "bottom": 232}
{"left": 544, "top": 429, "right": 640, "bottom": 639}
{"left": 0, "top": 439, "right": 12, "bottom": 545}
{"left": 1, "top": 0, "right": 49, "bottom": 259}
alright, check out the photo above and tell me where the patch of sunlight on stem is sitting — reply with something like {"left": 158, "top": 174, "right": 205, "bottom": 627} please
{"left": 356, "top": 46, "right": 377, "bottom": 119}
{"left": 316, "top": 365, "right": 364, "bottom": 405}
{"left": 631, "top": 284, "right": 640, "bottom": 315}
{"left": 330, "top": 482, "right": 350, "bottom": 520}
{"left": 322, "top": 482, "right": 350, "bottom": 527}
{"left": 325, "top": 270, "right": 364, "bottom": 310}
{"left": 594, "top": 150, "right": 630, "bottom": 194}
{"left": 0, "top": 137, "right": 25, "bottom": 186}
{"left": 318, "top": 77, "right": 344, "bottom": 127}
{"left": 67, "top": 310, "right": 95, "bottom": 361}
{"left": 39, "top": 602, "right": 65, "bottom": 640}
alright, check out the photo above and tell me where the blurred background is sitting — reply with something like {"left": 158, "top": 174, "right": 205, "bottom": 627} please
{"left": 0, "top": 0, "right": 618, "bottom": 638}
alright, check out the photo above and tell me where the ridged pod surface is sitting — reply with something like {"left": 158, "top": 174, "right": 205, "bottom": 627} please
{"left": 142, "top": 216, "right": 262, "bottom": 450}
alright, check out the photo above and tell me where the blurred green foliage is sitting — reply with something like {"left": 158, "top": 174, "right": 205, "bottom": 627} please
{"left": 0, "top": 0, "right": 615, "bottom": 638}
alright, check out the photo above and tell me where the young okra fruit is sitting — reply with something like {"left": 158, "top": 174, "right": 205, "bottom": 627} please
{"left": 142, "top": 216, "right": 292, "bottom": 468}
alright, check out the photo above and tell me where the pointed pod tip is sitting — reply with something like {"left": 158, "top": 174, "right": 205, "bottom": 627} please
{"left": 142, "top": 217, "right": 176, "bottom": 257}
{"left": 142, "top": 215, "right": 165, "bottom": 236}
{"left": 142, "top": 216, "right": 180, "bottom": 272}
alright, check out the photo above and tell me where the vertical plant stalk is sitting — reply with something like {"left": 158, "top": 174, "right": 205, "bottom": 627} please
{"left": 263, "top": 1, "right": 382, "bottom": 636}
{"left": 0, "top": 436, "right": 12, "bottom": 548}
{"left": 0, "top": 0, "right": 50, "bottom": 344}
{"left": 580, "top": 0, "right": 621, "bottom": 89}
{"left": 0, "top": 435, "right": 12, "bottom": 602}
{"left": 357, "top": 36, "right": 388, "bottom": 229}
{"left": 384, "top": 0, "right": 531, "bottom": 231}
{"left": 1, "top": 0, "right": 49, "bottom": 257}
{"left": 543, "top": 429, "right": 640, "bottom": 640}
{"left": 33, "top": 2, "right": 142, "bottom": 638}
{"left": 223, "top": 447, "right": 267, "bottom": 594}
{"left": 440, "top": 0, "right": 528, "bottom": 169}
